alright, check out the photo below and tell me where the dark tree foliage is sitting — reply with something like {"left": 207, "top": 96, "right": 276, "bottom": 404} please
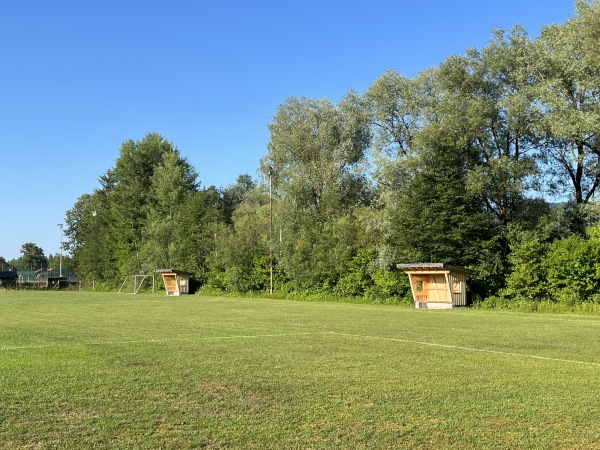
{"left": 17, "top": 243, "right": 47, "bottom": 271}
{"left": 390, "top": 145, "right": 503, "bottom": 300}
{"left": 170, "top": 188, "right": 225, "bottom": 285}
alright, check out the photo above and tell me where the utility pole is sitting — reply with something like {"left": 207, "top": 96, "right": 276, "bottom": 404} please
{"left": 269, "top": 167, "right": 273, "bottom": 295}
{"left": 57, "top": 223, "right": 63, "bottom": 278}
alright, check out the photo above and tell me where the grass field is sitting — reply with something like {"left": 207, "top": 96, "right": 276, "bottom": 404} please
{"left": 2, "top": 291, "right": 600, "bottom": 449}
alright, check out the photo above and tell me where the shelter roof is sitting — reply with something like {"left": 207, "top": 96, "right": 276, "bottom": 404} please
{"left": 155, "top": 269, "right": 191, "bottom": 275}
{"left": 396, "top": 263, "right": 475, "bottom": 275}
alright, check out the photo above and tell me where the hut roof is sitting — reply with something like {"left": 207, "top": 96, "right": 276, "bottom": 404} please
{"left": 155, "top": 269, "right": 191, "bottom": 275}
{"left": 396, "top": 263, "right": 475, "bottom": 275}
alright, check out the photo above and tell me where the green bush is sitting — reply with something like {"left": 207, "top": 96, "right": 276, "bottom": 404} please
{"left": 364, "top": 270, "right": 411, "bottom": 303}
{"left": 502, "top": 236, "right": 549, "bottom": 301}
{"left": 501, "top": 225, "right": 600, "bottom": 305}
{"left": 544, "top": 234, "right": 600, "bottom": 303}
{"left": 334, "top": 251, "right": 373, "bottom": 297}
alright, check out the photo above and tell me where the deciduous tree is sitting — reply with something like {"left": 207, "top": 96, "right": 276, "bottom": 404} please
{"left": 533, "top": 0, "right": 600, "bottom": 225}
{"left": 262, "top": 94, "right": 372, "bottom": 289}
{"left": 434, "top": 26, "right": 540, "bottom": 228}
{"left": 18, "top": 243, "right": 47, "bottom": 271}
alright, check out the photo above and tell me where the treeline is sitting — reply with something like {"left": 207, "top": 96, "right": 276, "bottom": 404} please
{"left": 65, "top": 2, "right": 600, "bottom": 303}
{"left": 0, "top": 244, "right": 70, "bottom": 274}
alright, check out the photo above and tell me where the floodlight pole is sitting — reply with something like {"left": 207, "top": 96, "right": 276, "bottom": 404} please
{"left": 269, "top": 167, "right": 273, "bottom": 295}
{"left": 57, "top": 223, "right": 63, "bottom": 278}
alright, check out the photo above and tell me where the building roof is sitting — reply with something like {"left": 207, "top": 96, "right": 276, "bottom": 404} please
{"left": 396, "top": 263, "right": 476, "bottom": 275}
{"left": 155, "top": 269, "right": 191, "bottom": 275}
{"left": 0, "top": 271, "right": 19, "bottom": 279}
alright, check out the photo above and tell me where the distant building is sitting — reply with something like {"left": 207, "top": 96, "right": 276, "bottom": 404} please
{"left": 0, "top": 271, "right": 18, "bottom": 287}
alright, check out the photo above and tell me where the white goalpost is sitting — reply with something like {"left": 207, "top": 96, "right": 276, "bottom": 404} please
{"left": 118, "top": 274, "right": 155, "bottom": 294}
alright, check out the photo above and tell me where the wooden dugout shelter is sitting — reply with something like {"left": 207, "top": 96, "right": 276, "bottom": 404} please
{"left": 397, "top": 263, "right": 475, "bottom": 309}
{"left": 156, "top": 269, "right": 191, "bottom": 296}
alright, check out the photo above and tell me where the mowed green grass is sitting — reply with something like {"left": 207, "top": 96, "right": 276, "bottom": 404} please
{"left": 2, "top": 292, "right": 600, "bottom": 449}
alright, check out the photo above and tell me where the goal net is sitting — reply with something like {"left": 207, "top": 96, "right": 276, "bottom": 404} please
{"left": 118, "top": 274, "right": 155, "bottom": 294}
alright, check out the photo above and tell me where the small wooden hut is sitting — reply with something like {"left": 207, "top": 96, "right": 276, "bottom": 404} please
{"left": 156, "top": 269, "right": 191, "bottom": 296}
{"left": 397, "top": 263, "right": 475, "bottom": 309}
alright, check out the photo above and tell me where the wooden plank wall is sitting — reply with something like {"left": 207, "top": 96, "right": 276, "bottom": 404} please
{"left": 449, "top": 272, "right": 468, "bottom": 306}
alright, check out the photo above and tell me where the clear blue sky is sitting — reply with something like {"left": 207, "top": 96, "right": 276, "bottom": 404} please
{"left": 0, "top": 0, "right": 576, "bottom": 260}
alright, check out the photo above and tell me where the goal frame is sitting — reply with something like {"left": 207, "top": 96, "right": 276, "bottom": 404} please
{"left": 118, "top": 274, "right": 155, "bottom": 294}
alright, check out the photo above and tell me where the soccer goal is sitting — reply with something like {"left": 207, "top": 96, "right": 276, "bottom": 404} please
{"left": 118, "top": 274, "right": 155, "bottom": 294}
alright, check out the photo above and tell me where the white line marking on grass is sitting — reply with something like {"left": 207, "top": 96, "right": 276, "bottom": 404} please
{"left": 6, "top": 330, "right": 597, "bottom": 368}
{"left": 330, "top": 332, "right": 600, "bottom": 368}
{"left": 0, "top": 332, "right": 334, "bottom": 351}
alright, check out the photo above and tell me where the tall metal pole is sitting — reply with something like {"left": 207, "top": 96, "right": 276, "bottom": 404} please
{"left": 269, "top": 167, "right": 273, "bottom": 295}
{"left": 57, "top": 224, "right": 63, "bottom": 278}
